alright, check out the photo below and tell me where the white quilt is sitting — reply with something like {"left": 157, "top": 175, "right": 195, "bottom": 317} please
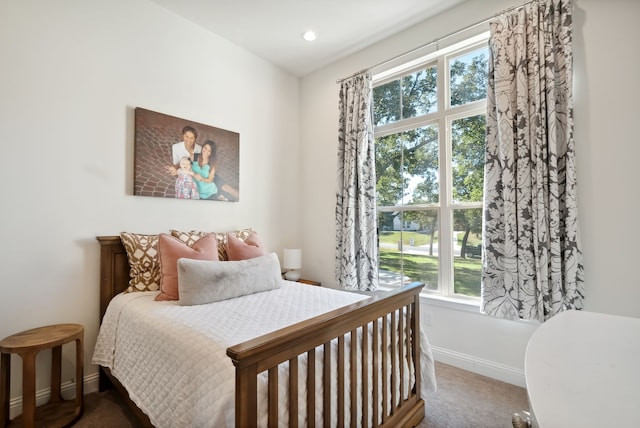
{"left": 92, "top": 281, "right": 436, "bottom": 427}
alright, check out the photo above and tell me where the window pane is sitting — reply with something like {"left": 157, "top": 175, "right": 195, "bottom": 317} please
{"left": 402, "top": 66, "right": 437, "bottom": 119}
{"left": 451, "top": 114, "right": 485, "bottom": 203}
{"left": 378, "top": 210, "right": 439, "bottom": 291}
{"left": 375, "top": 133, "right": 403, "bottom": 206}
{"left": 449, "top": 46, "right": 489, "bottom": 107}
{"left": 453, "top": 208, "right": 482, "bottom": 297}
{"left": 378, "top": 211, "right": 406, "bottom": 287}
{"left": 404, "top": 125, "right": 439, "bottom": 206}
{"left": 373, "top": 80, "right": 401, "bottom": 126}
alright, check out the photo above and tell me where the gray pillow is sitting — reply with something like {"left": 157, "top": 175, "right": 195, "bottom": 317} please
{"left": 177, "top": 252, "right": 282, "bottom": 305}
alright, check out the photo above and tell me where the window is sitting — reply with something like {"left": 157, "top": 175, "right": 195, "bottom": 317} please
{"left": 373, "top": 35, "right": 489, "bottom": 301}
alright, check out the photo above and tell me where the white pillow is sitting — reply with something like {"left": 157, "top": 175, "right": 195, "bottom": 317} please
{"left": 177, "top": 252, "right": 282, "bottom": 305}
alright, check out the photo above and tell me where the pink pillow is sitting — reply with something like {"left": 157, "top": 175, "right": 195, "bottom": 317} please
{"left": 155, "top": 233, "right": 218, "bottom": 301}
{"left": 227, "top": 231, "right": 267, "bottom": 260}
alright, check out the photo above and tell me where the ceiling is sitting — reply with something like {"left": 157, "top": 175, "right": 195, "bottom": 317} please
{"left": 149, "top": 0, "right": 466, "bottom": 77}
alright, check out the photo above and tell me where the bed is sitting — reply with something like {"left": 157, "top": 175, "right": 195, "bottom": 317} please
{"left": 93, "top": 235, "right": 436, "bottom": 427}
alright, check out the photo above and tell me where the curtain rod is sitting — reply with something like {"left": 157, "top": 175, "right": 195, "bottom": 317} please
{"left": 336, "top": 0, "right": 539, "bottom": 84}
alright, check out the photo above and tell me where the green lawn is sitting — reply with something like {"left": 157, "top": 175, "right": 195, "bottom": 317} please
{"left": 379, "top": 230, "right": 482, "bottom": 247}
{"left": 452, "top": 256, "right": 482, "bottom": 296}
{"left": 379, "top": 249, "right": 482, "bottom": 297}
{"left": 379, "top": 231, "right": 435, "bottom": 245}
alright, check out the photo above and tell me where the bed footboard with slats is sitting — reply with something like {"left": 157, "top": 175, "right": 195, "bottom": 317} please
{"left": 227, "top": 282, "right": 425, "bottom": 428}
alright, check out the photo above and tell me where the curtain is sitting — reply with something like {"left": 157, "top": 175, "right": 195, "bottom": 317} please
{"left": 482, "top": 0, "right": 584, "bottom": 322}
{"left": 335, "top": 71, "right": 378, "bottom": 291}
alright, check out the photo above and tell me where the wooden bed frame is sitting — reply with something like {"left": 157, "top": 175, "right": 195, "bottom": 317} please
{"left": 97, "top": 235, "right": 426, "bottom": 427}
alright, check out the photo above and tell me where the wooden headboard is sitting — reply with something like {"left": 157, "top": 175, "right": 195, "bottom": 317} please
{"left": 96, "top": 236, "right": 130, "bottom": 321}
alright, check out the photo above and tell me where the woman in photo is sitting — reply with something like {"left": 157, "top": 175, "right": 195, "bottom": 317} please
{"left": 192, "top": 140, "right": 219, "bottom": 200}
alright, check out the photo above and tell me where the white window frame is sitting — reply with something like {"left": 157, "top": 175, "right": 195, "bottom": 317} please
{"left": 373, "top": 32, "right": 489, "bottom": 305}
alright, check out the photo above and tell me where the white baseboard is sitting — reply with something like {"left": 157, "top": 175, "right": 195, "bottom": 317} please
{"left": 83, "top": 372, "right": 100, "bottom": 394}
{"left": 431, "top": 345, "right": 526, "bottom": 388}
{"left": 7, "top": 373, "right": 100, "bottom": 419}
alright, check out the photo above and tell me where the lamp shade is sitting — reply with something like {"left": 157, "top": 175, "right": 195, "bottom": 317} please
{"left": 283, "top": 249, "right": 302, "bottom": 270}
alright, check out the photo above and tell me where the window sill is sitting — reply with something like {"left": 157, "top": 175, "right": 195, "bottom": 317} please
{"left": 377, "top": 284, "right": 481, "bottom": 314}
{"left": 418, "top": 293, "right": 481, "bottom": 314}
{"left": 417, "top": 293, "right": 541, "bottom": 326}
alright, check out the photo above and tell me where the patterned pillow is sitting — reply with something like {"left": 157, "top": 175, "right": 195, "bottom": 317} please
{"left": 170, "top": 228, "right": 254, "bottom": 261}
{"left": 119, "top": 232, "right": 160, "bottom": 292}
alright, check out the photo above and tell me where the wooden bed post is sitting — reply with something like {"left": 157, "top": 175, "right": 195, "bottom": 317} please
{"left": 235, "top": 365, "right": 258, "bottom": 427}
{"left": 412, "top": 288, "right": 421, "bottom": 396}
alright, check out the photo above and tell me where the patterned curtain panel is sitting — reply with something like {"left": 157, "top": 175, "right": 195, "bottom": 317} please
{"left": 482, "top": 0, "right": 584, "bottom": 322}
{"left": 335, "top": 71, "right": 378, "bottom": 291}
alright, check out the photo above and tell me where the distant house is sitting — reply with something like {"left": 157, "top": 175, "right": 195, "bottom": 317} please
{"left": 393, "top": 216, "right": 420, "bottom": 231}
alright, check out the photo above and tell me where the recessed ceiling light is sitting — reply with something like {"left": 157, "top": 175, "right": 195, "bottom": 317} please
{"left": 302, "top": 31, "right": 317, "bottom": 42}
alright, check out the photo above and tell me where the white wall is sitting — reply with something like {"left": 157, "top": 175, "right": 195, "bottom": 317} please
{"left": 0, "top": 0, "right": 302, "bottom": 399}
{"left": 301, "top": 0, "right": 640, "bottom": 385}
{"left": 1, "top": 0, "right": 638, "bottom": 404}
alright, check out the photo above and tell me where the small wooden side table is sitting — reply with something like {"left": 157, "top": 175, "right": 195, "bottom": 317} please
{"left": 0, "top": 323, "right": 84, "bottom": 428}
{"left": 297, "top": 279, "right": 322, "bottom": 286}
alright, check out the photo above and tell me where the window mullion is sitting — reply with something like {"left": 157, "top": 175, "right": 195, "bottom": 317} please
{"left": 439, "top": 114, "right": 453, "bottom": 296}
{"left": 433, "top": 55, "right": 448, "bottom": 296}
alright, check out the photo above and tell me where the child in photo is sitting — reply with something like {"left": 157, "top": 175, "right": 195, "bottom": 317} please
{"left": 175, "top": 157, "right": 199, "bottom": 199}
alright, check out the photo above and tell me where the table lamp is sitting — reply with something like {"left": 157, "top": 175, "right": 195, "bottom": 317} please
{"left": 283, "top": 249, "right": 301, "bottom": 281}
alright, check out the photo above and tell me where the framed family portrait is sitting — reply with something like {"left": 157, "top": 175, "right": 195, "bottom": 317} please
{"left": 133, "top": 107, "right": 240, "bottom": 202}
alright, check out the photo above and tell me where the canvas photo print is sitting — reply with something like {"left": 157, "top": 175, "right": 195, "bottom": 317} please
{"left": 134, "top": 107, "right": 240, "bottom": 201}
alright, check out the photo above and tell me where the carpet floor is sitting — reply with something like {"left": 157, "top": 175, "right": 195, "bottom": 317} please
{"left": 73, "top": 361, "right": 529, "bottom": 427}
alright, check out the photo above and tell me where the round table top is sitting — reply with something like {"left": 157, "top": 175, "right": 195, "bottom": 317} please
{"left": 525, "top": 310, "right": 640, "bottom": 428}
{"left": 0, "top": 323, "right": 83, "bottom": 353}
